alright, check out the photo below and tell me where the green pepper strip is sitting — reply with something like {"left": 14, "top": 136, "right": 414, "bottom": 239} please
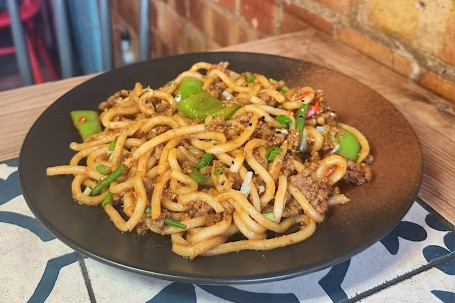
{"left": 263, "top": 213, "right": 275, "bottom": 221}
{"left": 275, "top": 115, "right": 292, "bottom": 127}
{"left": 101, "top": 191, "right": 112, "bottom": 207}
{"left": 296, "top": 104, "right": 308, "bottom": 149}
{"left": 196, "top": 153, "right": 215, "bottom": 169}
{"left": 109, "top": 140, "right": 117, "bottom": 151}
{"left": 96, "top": 164, "right": 110, "bottom": 175}
{"left": 70, "top": 110, "right": 102, "bottom": 141}
{"left": 90, "top": 164, "right": 128, "bottom": 196}
{"left": 164, "top": 217, "right": 187, "bottom": 229}
{"left": 189, "top": 167, "right": 208, "bottom": 183}
{"left": 266, "top": 147, "right": 282, "bottom": 161}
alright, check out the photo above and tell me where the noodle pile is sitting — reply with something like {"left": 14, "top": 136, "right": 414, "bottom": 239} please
{"left": 47, "top": 61, "right": 373, "bottom": 259}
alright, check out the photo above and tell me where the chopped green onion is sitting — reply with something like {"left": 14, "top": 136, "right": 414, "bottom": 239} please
{"left": 196, "top": 153, "right": 215, "bottom": 169}
{"left": 189, "top": 167, "right": 209, "bottom": 183}
{"left": 164, "top": 217, "right": 187, "bottom": 229}
{"left": 246, "top": 74, "right": 254, "bottom": 83}
{"left": 145, "top": 206, "right": 151, "bottom": 214}
{"left": 90, "top": 164, "right": 128, "bottom": 196}
{"left": 83, "top": 187, "right": 92, "bottom": 195}
{"left": 296, "top": 104, "right": 309, "bottom": 150}
{"left": 214, "top": 166, "right": 226, "bottom": 176}
{"left": 102, "top": 191, "right": 112, "bottom": 207}
{"left": 280, "top": 86, "right": 289, "bottom": 94}
{"left": 96, "top": 164, "right": 110, "bottom": 175}
{"left": 266, "top": 146, "right": 282, "bottom": 161}
{"left": 263, "top": 213, "right": 275, "bottom": 221}
{"left": 275, "top": 115, "right": 292, "bottom": 126}
{"left": 109, "top": 140, "right": 117, "bottom": 151}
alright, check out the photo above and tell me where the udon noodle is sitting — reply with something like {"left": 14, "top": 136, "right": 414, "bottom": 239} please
{"left": 47, "top": 61, "right": 373, "bottom": 259}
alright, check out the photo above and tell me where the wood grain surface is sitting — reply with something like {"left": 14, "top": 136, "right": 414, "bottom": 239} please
{"left": 0, "top": 29, "right": 453, "bottom": 224}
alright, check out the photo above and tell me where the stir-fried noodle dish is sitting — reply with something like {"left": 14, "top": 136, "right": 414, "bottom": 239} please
{"left": 47, "top": 61, "right": 373, "bottom": 259}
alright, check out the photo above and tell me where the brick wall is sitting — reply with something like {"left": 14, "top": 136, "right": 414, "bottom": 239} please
{"left": 111, "top": 0, "right": 455, "bottom": 102}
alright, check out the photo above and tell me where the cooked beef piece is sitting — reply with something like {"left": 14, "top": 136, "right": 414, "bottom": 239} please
{"left": 343, "top": 160, "right": 373, "bottom": 185}
{"left": 207, "top": 115, "right": 227, "bottom": 133}
{"left": 287, "top": 129, "right": 300, "bottom": 152}
{"left": 288, "top": 167, "right": 332, "bottom": 215}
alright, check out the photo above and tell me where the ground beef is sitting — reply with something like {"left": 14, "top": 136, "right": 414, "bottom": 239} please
{"left": 281, "top": 155, "right": 296, "bottom": 177}
{"left": 288, "top": 167, "right": 332, "bottom": 215}
{"left": 98, "top": 90, "right": 129, "bottom": 110}
{"left": 153, "top": 143, "right": 165, "bottom": 159}
{"left": 209, "top": 81, "right": 227, "bottom": 99}
{"left": 287, "top": 129, "right": 300, "bottom": 152}
{"left": 143, "top": 177, "right": 155, "bottom": 194}
{"left": 147, "top": 126, "right": 169, "bottom": 140}
{"left": 187, "top": 201, "right": 214, "bottom": 218}
{"left": 343, "top": 160, "right": 373, "bottom": 185}
{"left": 155, "top": 102, "right": 171, "bottom": 115}
{"left": 253, "top": 121, "right": 285, "bottom": 145}
{"left": 282, "top": 199, "right": 303, "bottom": 217}
{"left": 136, "top": 208, "right": 170, "bottom": 234}
{"left": 252, "top": 175, "right": 266, "bottom": 195}
{"left": 226, "top": 172, "right": 243, "bottom": 190}
{"left": 258, "top": 92, "right": 278, "bottom": 107}
{"left": 207, "top": 115, "right": 227, "bottom": 133}
{"left": 236, "top": 111, "right": 252, "bottom": 124}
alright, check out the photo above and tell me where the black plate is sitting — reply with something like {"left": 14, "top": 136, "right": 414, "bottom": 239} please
{"left": 19, "top": 52, "right": 422, "bottom": 284}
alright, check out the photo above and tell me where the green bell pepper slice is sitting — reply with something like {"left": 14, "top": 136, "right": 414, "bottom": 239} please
{"left": 336, "top": 128, "right": 360, "bottom": 161}
{"left": 176, "top": 92, "right": 240, "bottom": 120}
{"left": 176, "top": 77, "right": 203, "bottom": 100}
{"left": 71, "top": 110, "right": 102, "bottom": 141}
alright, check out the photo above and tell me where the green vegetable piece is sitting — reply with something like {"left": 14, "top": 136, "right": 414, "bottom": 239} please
{"left": 70, "top": 110, "right": 102, "bottom": 141}
{"left": 263, "top": 213, "right": 275, "bottom": 221}
{"left": 189, "top": 167, "right": 209, "bottom": 183}
{"left": 96, "top": 164, "right": 110, "bottom": 175}
{"left": 246, "top": 74, "right": 254, "bottom": 83}
{"left": 164, "top": 217, "right": 187, "bottom": 229}
{"left": 176, "top": 77, "right": 203, "bottom": 100}
{"left": 176, "top": 92, "right": 239, "bottom": 120}
{"left": 266, "top": 147, "right": 282, "bottom": 161}
{"left": 196, "top": 153, "right": 215, "bottom": 169}
{"left": 218, "top": 104, "right": 241, "bottom": 120}
{"left": 280, "top": 86, "right": 289, "bottom": 94}
{"left": 275, "top": 115, "right": 292, "bottom": 127}
{"left": 102, "top": 191, "right": 112, "bottom": 207}
{"left": 295, "top": 104, "right": 308, "bottom": 148}
{"left": 90, "top": 164, "right": 128, "bottom": 196}
{"left": 214, "top": 166, "right": 226, "bottom": 176}
{"left": 336, "top": 129, "right": 360, "bottom": 161}
{"left": 145, "top": 206, "right": 151, "bottom": 214}
{"left": 109, "top": 140, "right": 116, "bottom": 151}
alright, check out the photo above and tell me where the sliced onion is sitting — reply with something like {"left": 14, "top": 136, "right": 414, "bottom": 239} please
{"left": 221, "top": 90, "right": 234, "bottom": 100}
{"left": 316, "top": 126, "right": 327, "bottom": 133}
{"left": 239, "top": 171, "right": 253, "bottom": 196}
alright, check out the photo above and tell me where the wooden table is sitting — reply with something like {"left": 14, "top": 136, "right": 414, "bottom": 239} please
{"left": 0, "top": 29, "right": 453, "bottom": 224}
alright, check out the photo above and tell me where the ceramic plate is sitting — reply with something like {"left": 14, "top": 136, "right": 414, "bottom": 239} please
{"left": 19, "top": 52, "right": 422, "bottom": 284}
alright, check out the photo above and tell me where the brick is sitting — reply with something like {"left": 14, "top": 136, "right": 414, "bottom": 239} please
{"left": 189, "top": 0, "right": 211, "bottom": 32}
{"left": 280, "top": 2, "right": 332, "bottom": 34}
{"left": 214, "top": 0, "right": 236, "bottom": 12}
{"left": 419, "top": 71, "right": 455, "bottom": 102}
{"left": 114, "top": 0, "right": 140, "bottom": 33}
{"left": 313, "top": 0, "right": 352, "bottom": 15}
{"left": 154, "top": 1, "right": 182, "bottom": 43}
{"left": 240, "top": 0, "right": 278, "bottom": 34}
{"left": 338, "top": 28, "right": 412, "bottom": 77}
{"left": 165, "top": 0, "right": 188, "bottom": 17}
{"left": 211, "top": 6, "right": 248, "bottom": 46}
{"left": 363, "top": 0, "right": 452, "bottom": 56}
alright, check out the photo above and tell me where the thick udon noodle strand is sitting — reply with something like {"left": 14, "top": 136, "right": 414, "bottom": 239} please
{"left": 46, "top": 61, "right": 373, "bottom": 258}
